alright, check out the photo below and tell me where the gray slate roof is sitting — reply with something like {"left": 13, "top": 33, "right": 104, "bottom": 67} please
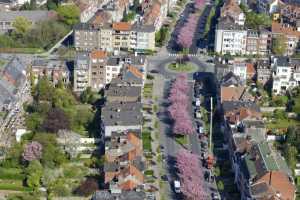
{"left": 101, "top": 102, "right": 142, "bottom": 126}
{"left": 92, "top": 190, "right": 146, "bottom": 200}
{"left": 106, "top": 85, "right": 141, "bottom": 98}
{"left": 217, "top": 16, "right": 245, "bottom": 30}
{"left": 222, "top": 101, "right": 260, "bottom": 113}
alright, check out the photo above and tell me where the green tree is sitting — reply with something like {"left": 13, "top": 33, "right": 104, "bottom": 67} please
{"left": 56, "top": 5, "right": 80, "bottom": 26}
{"left": 214, "top": 166, "right": 221, "bottom": 177}
{"left": 47, "top": 0, "right": 58, "bottom": 10}
{"left": 12, "top": 16, "right": 32, "bottom": 37}
{"left": 25, "top": 160, "right": 43, "bottom": 190}
{"left": 25, "top": 112, "right": 44, "bottom": 132}
{"left": 33, "top": 133, "right": 67, "bottom": 168}
{"left": 284, "top": 145, "right": 298, "bottom": 170}
{"left": 272, "top": 35, "right": 287, "bottom": 56}
{"left": 273, "top": 109, "right": 286, "bottom": 120}
{"left": 80, "top": 87, "right": 97, "bottom": 104}
{"left": 34, "top": 77, "right": 54, "bottom": 102}
{"left": 217, "top": 180, "right": 224, "bottom": 191}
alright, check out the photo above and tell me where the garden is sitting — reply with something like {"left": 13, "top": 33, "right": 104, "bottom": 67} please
{"left": 0, "top": 3, "right": 80, "bottom": 53}
{"left": 0, "top": 78, "right": 103, "bottom": 199}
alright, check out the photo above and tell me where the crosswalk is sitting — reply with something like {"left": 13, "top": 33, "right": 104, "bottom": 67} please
{"left": 168, "top": 53, "right": 202, "bottom": 57}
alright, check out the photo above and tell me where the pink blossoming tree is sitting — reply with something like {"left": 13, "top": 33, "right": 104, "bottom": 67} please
{"left": 22, "top": 141, "right": 43, "bottom": 161}
{"left": 176, "top": 149, "right": 207, "bottom": 200}
{"left": 168, "top": 74, "right": 195, "bottom": 135}
{"left": 177, "top": 14, "right": 199, "bottom": 50}
{"left": 195, "top": 0, "right": 205, "bottom": 9}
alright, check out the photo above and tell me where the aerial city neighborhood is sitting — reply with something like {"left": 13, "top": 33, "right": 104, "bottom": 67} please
{"left": 1, "top": 0, "right": 300, "bottom": 199}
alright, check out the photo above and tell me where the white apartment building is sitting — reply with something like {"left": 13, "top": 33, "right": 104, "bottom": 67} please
{"left": 74, "top": 22, "right": 156, "bottom": 52}
{"left": 272, "top": 57, "right": 297, "bottom": 94}
{"left": 215, "top": 17, "right": 247, "bottom": 55}
{"left": 230, "top": 62, "right": 247, "bottom": 83}
{"left": 73, "top": 52, "right": 91, "bottom": 92}
{"left": 105, "top": 57, "right": 123, "bottom": 84}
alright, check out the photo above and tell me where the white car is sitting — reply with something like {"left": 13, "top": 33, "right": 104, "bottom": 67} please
{"left": 174, "top": 180, "right": 181, "bottom": 193}
{"left": 195, "top": 98, "right": 201, "bottom": 107}
{"left": 198, "top": 126, "right": 204, "bottom": 134}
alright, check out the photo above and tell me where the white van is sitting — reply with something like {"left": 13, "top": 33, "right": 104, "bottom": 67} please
{"left": 174, "top": 180, "right": 181, "bottom": 193}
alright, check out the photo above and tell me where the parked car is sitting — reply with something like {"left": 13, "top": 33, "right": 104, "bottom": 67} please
{"left": 174, "top": 180, "right": 181, "bottom": 193}
{"left": 161, "top": 175, "right": 168, "bottom": 181}
{"left": 211, "top": 193, "right": 221, "bottom": 200}
{"left": 198, "top": 126, "right": 204, "bottom": 134}
{"left": 150, "top": 69, "right": 159, "bottom": 73}
{"left": 195, "top": 98, "right": 201, "bottom": 107}
{"left": 195, "top": 110, "right": 202, "bottom": 119}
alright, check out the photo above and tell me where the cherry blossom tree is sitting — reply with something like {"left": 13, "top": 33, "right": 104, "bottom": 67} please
{"left": 195, "top": 0, "right": 205, "bottom": 9}
{"left": 176, "top": 149, "right": 207, "bottom": 200}
{"left": 168, "top": 74, "right": 194, "bottom": 135}
{"left": 22, "top": 141, "right": 43, "bottom": 161}
{"left": 177, "top": 14, "right": 199, "bottom": 50}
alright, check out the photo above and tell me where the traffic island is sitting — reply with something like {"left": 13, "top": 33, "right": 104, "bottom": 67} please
{"left": 166, "top": 62, "right": 198, "bottom": 73}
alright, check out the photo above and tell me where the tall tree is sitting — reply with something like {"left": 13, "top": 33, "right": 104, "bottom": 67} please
{"left": 56, "top": 5, "right": 80, "bottom": 26}
{"left": 284, "top": 145, "right": 298, "bottom": 170}
{"left": 22, "top": 141, "right": 43, "bottom": 161}
{"left": 272, "top": 35, "right": 287, "bottom": 56}
{"left": 176, "top": 149, "right": 207, "bottom": 199}
{"left": 12, "top": 16, "right": 32, "bottom": 37}
{"left": 25, "top": 160, "right": 43, "bottom": 190}
{"left": 42, "top": 108, "right": 70, "bottom": 133}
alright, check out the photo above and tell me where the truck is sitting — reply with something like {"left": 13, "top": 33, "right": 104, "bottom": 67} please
{"left": 174, "top": 180, "right": 181, "bottom": 193}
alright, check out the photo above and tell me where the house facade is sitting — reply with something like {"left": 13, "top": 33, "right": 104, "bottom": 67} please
{"left": 31, "top": 59, "right": 69, "bottom": 86}
{"left": 215, "top": 17, "right": 247, "bottom": 55}
{"left": 74, "top": 22, "right": 156, "bottom": 52}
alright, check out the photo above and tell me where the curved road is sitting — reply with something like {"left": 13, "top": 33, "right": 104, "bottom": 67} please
{"left": 147, "top": 54, "right": 215, "bottom": 80}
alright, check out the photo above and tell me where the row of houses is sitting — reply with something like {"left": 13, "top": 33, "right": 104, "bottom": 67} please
{"left": 92, "top": 56, "right": 147, "bottom": 199}
{"left": 74, "top": 22, "right": 156, "bottom": 52}
{"left": 217, "top": 55, "right": 300, "bottom": 95}
{"left": 215, "top": 0, "right": 300, "bottom": 56}
{"left": 73, "top": 50, "right": 146, "bottom": 92}
{"left": 219, "top": 69, "right": 296, "bottom": 200}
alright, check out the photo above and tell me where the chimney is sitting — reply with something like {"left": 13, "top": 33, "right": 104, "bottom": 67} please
{"left": 269, "top": 171, "right": 272, "bottom": 185}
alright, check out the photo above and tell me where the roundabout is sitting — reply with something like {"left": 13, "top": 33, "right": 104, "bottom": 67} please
{"left": 166, "top": 62, "right": 198, "bottom": 73}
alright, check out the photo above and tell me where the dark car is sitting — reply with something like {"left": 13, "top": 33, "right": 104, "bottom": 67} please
{"left": 161, "top": 175, "right": 168, "bottom": 181}
{"left": 150, "top": 69, "right": 159, "bottom": 73}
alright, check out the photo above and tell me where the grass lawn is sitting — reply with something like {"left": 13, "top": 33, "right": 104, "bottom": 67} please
{"left": 0, "top": 59, "right": 7, "bottom": 68}
{"left": 266, "top": 119, "right": 300, "bottom": 130}
{"left": 0, "top": 48, "right": 44, "bottom": 54}
{"left": 292, "top": 95, "right": 300, "bottom": 113}
{"left": 0, "top": 183, "right": 32, "bottom": 191}
{"left": 0, "top": 179, "right": 31, "bottom": 192}
{"left": 174, "top": 135, "right": 188, "bottom": 146}
{"left": 167, "top": 62, "right": 197, "bottom": 73}
{"left": 143, "top": 83, "right": 153, "bottom": 99}
{"left": 142, "top": 131, "right": 152, "bottom": 152}
{"left": 0, "top": 168, "right": 24, "bottom": 180}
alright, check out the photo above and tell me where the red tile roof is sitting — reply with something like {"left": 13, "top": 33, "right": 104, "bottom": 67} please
{"left": 90, "top": 50, "right": 107, "bottom": 59}
{"left": 112, "top": 22, "right": 132, "bottom": 31}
